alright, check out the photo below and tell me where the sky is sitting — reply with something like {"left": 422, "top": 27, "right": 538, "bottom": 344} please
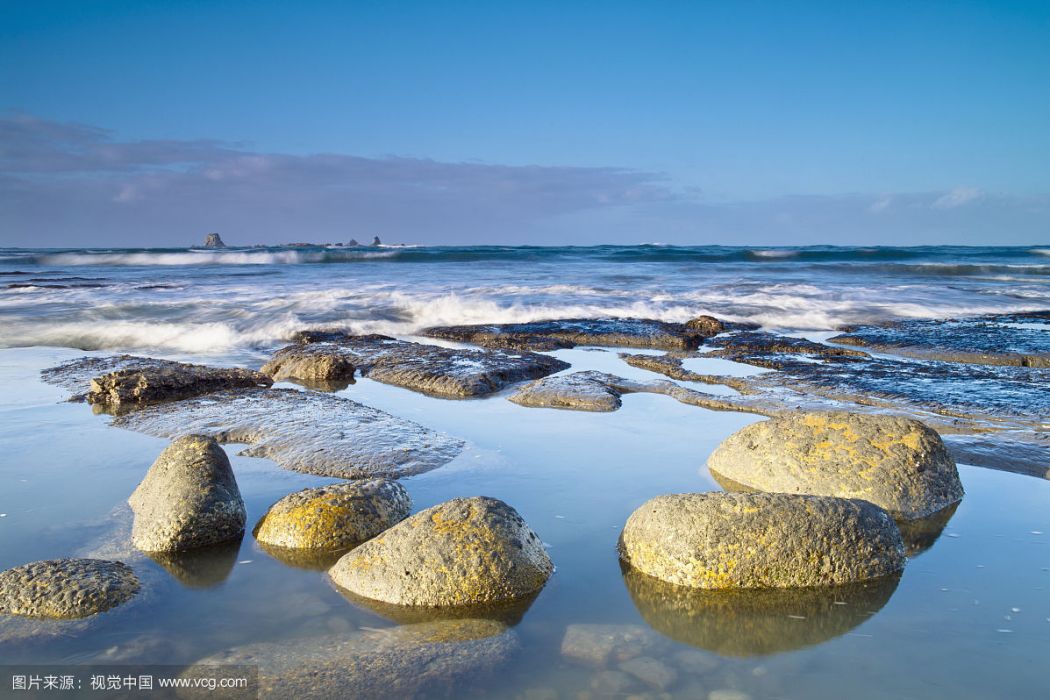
{"left": 1, "top": 0, "right": 1048, "bottom": 247}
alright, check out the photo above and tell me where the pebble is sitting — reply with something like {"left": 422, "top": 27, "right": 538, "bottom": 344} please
{"left": 619, "top": 656, "right": 677, "bottom": 691}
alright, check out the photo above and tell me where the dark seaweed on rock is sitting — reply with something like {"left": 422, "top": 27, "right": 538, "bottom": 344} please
{"left": 422, "top": 317, "right": 742, "bottom": 352}
{"left": 265, "top": 333, "right": 568, "bottom": 398}
{"left": 831, "top": 311, "right": 1050, "bottom": 367}
{"left": 622, "top": 564, "right": 900, "bottom": 657}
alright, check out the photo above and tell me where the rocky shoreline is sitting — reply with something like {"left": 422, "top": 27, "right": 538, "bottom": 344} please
{"left": 2, "top": 308, "right": 1044, "bottom": 697}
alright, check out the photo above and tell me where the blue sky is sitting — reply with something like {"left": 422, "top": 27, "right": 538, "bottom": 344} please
{"left": 1, "top": 0, "right": 1048, "bottom": 246}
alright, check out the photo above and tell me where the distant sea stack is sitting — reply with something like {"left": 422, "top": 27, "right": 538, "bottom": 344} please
{"left": 371, "top": 236, "right": 382, "bottom": 246}
{"left": 203, "top": 233, "right": 227, "bottom": 248}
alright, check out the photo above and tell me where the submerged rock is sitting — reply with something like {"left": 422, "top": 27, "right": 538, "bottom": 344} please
{"left": 129, "top": 435, "right": 246, "bottom": 552}
{"left": 831, "top": 312, "right": 1050, "bottom": 367}
{"left": 0, "top": 559, "right": 139, "bottom": 619}
{"left": 254, "top": 479, "right": 410, "bottom": 550}
{"left": 187, "top": 619, "right": 517, "bottom": 699}
{"left": 110, "top": 388, "right": 464, "bottom": 479}
{"left": 560, "top": 623, "right": 667, "bottom": 667}
{"left": 41, "top": 355, "right": 271, "bottom": 409}
{"left": 265, "top": 334, "right": 568, "bottom": 398}
{"left": 619, "top": 492, "right": 905, "bottom": 589}
{"left": 329, "top": 497, "right": 553, "bottom": 607}
{"left": 622, "top": 564, "right": 900, "bottom": 656}
{"left": 707, "top": 412, "right": 964, "bottom": 518}
{"left": 422, "top": 317, "right": 731, "bottom": 352}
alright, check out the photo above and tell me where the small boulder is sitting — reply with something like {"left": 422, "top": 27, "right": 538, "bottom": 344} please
{"left": 129, "top": 435, "right": 247, "bottom": 552}
{"left": 260, "top": 349, "right": 356, "bottom": 390}
{"left": 685, "top": 315, "right": 725, "bottom": 336}
{"left": 706, "top": 412, "right": 964, "bottom": 518}
{"left": 254, "top": 479, "right": 410, "bottom": 550}
{"left": 619, "top": 492, "right": 905, "bottom": 589}
{"left": 0, "top": 559, "right": 139, "bottom": 619}
{"left": 329, "top": 497, "right": 552, "bottom": 607}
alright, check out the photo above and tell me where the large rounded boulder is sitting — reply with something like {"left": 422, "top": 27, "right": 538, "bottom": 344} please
{"left": 129, "top": 435, "right": 246, "bottom": 552}
{"left": 329, "top": 496, "right": 552, "bottom": 607}
{"left": 0, "top": 559, "right": 139, "bottom": 619}
{"left": 254, "top": 479, "right": 410, "bottom": 550}
{"left": 619, "top": 492, "right": 905, "bottom": 589}
{"left": 706, "top": 412, "right": 964, "bottom": 518}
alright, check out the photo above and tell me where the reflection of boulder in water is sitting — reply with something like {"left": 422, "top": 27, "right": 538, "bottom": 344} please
{"left": 897, "top": 502, "right": 959, "bottom": 557}
{"left": 145, "top": 537, "right": 242, "bottom": 588}
{"left": 710, "top": 471, "right": 960, "bottom": 558}
{"left": 257, "top": 542, "right": 349, "bottom": 571}
{"left": 622, "top": 564, "right": 900, "bottom": 656}
{"left": 331, "top": 582, "right": 540, "bottom": 628}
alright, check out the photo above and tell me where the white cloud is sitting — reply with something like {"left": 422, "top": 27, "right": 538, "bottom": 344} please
{"left": 931, "top": 186, "right": 983, "bottom": 209}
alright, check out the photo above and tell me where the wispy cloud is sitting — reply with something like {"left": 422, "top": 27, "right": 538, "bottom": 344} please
{"left": 1, "top": 114, "right": 1047, "bottom": 246}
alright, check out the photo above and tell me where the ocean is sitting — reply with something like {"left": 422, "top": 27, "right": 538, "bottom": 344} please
{"left": 2, "top": 245, "right": 1049, "bottom": 356}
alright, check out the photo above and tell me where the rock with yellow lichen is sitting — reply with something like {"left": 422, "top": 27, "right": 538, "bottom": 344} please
{"left": 254, "top": 479, "right": 410, "bottom": 550}
{"left": 706, "top": 411, "right": 964, "bottom": 519}
{"left": 328, "top": 496, "right": 552, "bottom": 607}
{"left": 618, "top": 492, "right": 905, "bottom": 589}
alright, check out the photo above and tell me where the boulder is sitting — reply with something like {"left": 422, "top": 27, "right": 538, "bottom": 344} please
{"left": 129, "top": 435, "right": 246, "bottom": 552}
{"left": 706, "top": 412, "right": 964, "bottom": 518}
{"left": 260, "top": 348, "right": 356, "bottom": 391}
{"left": 254, "top": 479, "right": 410, "bottom": 550}
{"left": 329, "top": 497, "right": 552, "bottom": 607}
{"left": 685, "top": 315, "right": 726, "bottom": 336}
{"left": 0, "top": 559, "right": 139, "bottom": 619}
{"left": 618, "top": 492, "right": 905, "bottom": 589}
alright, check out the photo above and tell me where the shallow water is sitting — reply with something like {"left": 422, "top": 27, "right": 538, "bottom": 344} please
{"left": 0, "top": 345, "right": 1048, "bottom": 699}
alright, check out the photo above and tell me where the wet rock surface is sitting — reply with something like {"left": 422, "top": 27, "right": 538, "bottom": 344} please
{"left": 619, "top": 492, "right": 905, "bottom": 589}
{"left": 0, "top": 559, "right": 139, "bottom": 619}
{"left": 40, "top": 355, "right": 271, "bottom": 410}
{"left": 109, "top": 388, "right": 464, "bottom": 479}
{"left": 254, "top": 479, "right": 410, "bottom": 550}
{"left": 266, "top": 333, "right": 568, "bottom": 397}
{"left": 188, "top": 619, "right": 517, "bottom": 699}
{"left": 129, "top": 435, "right": 247, "bottom": 552}
{"left": 622, "top": 564, "right": 900, "bottom": 656}
{"left": 621, "top": 330, "right": 1049, "bottom": 477}
{"left": 422, "top": 317, "right": 735, "bottom": 351}
{"left": 706, "top": 331, "right": 869, "bottom": 368}
{"left": 831, "top": 311, "right": 1050, "bottom": 367}
{"left": 509, "top": 371, "right": 762, "bottom": 414}
{"left": 707, "top": 412, "right": 964, "bottom": 519}
{"left": 329, "top": 497, "right": 553, "bottom": 607}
